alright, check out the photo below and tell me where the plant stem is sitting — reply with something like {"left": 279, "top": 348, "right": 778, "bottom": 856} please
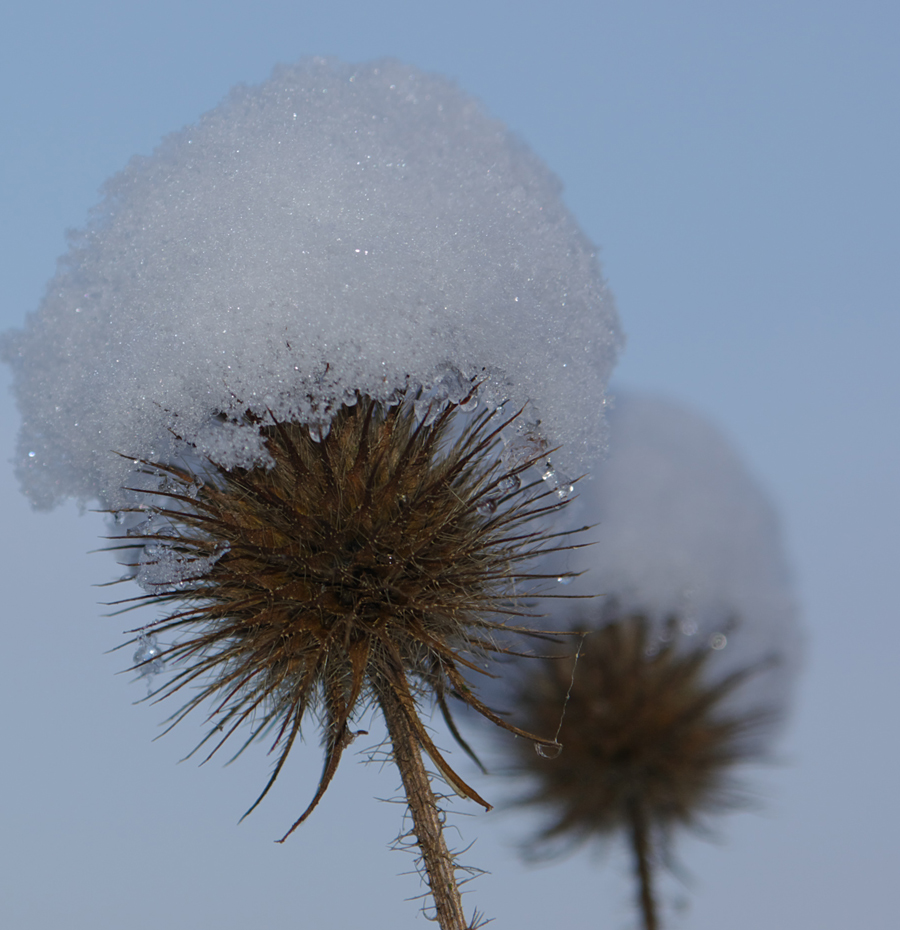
{"left": 628, "top": 796, "right": 659, "bottom": 930}
{"left": 378, "top": 685, "right": 472, "bottom": 930}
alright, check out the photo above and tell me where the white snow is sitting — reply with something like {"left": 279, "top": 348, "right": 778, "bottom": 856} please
{"left": 135, "top": 540, "right": 229, "bottom": 594}
{"left": 2, "top": 58, "right": 621, "bottom": 509}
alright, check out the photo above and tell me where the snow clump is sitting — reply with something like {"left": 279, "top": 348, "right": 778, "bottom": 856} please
{"left": 2, "top": 58, "right": 621, "bottom": 509}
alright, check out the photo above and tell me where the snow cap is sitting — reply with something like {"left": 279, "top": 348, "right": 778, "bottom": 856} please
{"left": 3, "top": 58, "right": 621, "bottom": 509}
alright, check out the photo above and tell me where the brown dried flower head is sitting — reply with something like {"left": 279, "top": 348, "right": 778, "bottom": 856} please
{"left": 113, "top": 393, "right": 573, "bottom": 842}
{"left": 514, "top": 610, "right": 774, "bottom": 852}
{"left": 507, "top": 606, "right": 777, "bottom": 929}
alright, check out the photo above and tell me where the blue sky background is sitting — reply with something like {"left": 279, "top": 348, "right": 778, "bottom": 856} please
{"left": 1, "top": 2, "right": 897, "bottom": 928}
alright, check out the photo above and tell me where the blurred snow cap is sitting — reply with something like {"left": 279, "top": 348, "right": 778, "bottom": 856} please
{"left": 2, "top": 57, "right": 621, "bottom": 509}
{"left": 547, "top": 391, "right": 801, "bottom": 726}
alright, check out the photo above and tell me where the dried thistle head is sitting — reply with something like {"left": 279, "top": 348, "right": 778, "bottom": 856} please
{"left": 114, "top": 393, "right": 572, "bottom": 842}
{"left": 511, "top": 608, "right": 775, "bottom": 858}
{"left": 501, "top": 606, "right": 778, "bottom": 930}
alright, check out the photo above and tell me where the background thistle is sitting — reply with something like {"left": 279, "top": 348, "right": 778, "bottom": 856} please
{"left": 509, "top": 609, "right": 777, "bottom": 930}
{"left": 481, "top": 392, "right": 801, "bottom": 929}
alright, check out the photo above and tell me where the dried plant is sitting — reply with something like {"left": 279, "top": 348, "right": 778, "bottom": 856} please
{"left": 112, "top": 393, "right": 578, "bottom": 930}
{"left": 3, "top": 60, "right": 622, "bottom": 928}
{"left": 507, "top": 606, "right": 777, "bottom": 930}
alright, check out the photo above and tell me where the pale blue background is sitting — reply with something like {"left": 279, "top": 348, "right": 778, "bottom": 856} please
{"left": 1, "top": 2, "right": 897, "bottom": 928}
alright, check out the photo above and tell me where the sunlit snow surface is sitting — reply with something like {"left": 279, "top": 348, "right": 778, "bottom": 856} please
{"left": 2, "top": 58, "right": 620, "bottom": 509}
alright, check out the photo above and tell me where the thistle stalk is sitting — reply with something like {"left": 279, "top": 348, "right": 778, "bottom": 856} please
{"left": 506, "top": 612, "right": 778, "bottom": 930}
{"left": 627, "top": 796, "right": 659, "bottom": 930}
{"left": 378, "top": 683, "right": 470, "bottom": 930}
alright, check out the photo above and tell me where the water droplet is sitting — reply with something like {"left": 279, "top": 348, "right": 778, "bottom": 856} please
{"left": 27, "top": 451, "right": 36, "bottom": 458}
{"left": 556, "top": 575, "right": 574, "bottom": 586}
{"left": 534, "top": 742, "right": 562, "bottom": 759}
{"left": 709, "top": 633, "right": 728, "bottom": 650}
{"left": 133, "top": 632, "right": 165, "bottom": 677}
{"left": 308, "top": 421, "right": 331, "bottom": 442}
{"left": 476, "top": 498, "right": 498, "bottom": 517}
{"left": 498, "top": 473, "right": 521, "bottom": 493}
{"left": 551, "top": 469, "right": 575, "bottom": 499}
{"left": 679, "top": 619, "right": 698, "bottom": 636}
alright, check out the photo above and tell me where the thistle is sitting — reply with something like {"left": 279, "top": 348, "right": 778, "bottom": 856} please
{"left": 480, "top": 392, "right": 800, "bottom": 929}
{"left": 113, "top": 392, "right": 575, "bottom": 929}
{"left": 509, "top": 607, "right": 775, "bottom": 930}
{"left": 2, "top": 59, "right": 621, "bottom": 928}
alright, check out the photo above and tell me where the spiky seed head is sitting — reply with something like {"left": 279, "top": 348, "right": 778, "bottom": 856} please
{"left": 508, "top": 607, "right": 777, "bottom": 857}
{"left": 114, "top": 393, "right": 573, "bottom": 839}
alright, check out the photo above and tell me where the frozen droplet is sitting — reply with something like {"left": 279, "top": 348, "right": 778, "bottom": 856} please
{"left": 502, "top": 432, "right": 549, "bottom": 472}
{"left": 709, "top": 632, "right": 728, "bottom": 650}
{"left": 498, "top": 472, "right": 521, "bottom": 493}
{"left": 114, "top": 511, "right": 127, "bottom": 525}
{"left": 308, "top": 421, "right": 331, "bottom": 443}
{"left": 679, "top": 619, "right": 698, "bottom": 636}
{"left": 159, "top": 477, "right": 181, "bottom": 495}
{"left": 133, "top": 632, "right": 165, "bottom": 676}
{"left": 414, "top": 393, "right": 449, "bottom": 426}
{"left": 556, "top": 574, "right": 574, "bottom": 586}
{"left": 459, "top": 394, "right": 477, "bottom": 413}
{"left": 27, "top": 451, "right": 36, "bottom": 458}
{"left": 127, "top": 515, "right": 153, "bottom": 537}
{"left": 135, "top": 538, "right": 229, "bottom": 593}
{"left": 534, "top": 742, "right": 562, "bottom": 759}
{"left": 553, "top": 470, "right": 575, "bottom": 499}
{"left": 476, "top": 498, "right": 498, "bottom": 517}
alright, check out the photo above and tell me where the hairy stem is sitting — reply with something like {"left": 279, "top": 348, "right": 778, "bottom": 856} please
{"left": 378, "top": 685, "right": 473, "bottom": 930}
{"left": 628, "top": 796, "right": 659, "bottom": 930}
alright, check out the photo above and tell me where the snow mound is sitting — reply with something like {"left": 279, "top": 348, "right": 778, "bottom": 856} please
{"left": 2, "top": 58, "right": 620, "bottom": 508}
